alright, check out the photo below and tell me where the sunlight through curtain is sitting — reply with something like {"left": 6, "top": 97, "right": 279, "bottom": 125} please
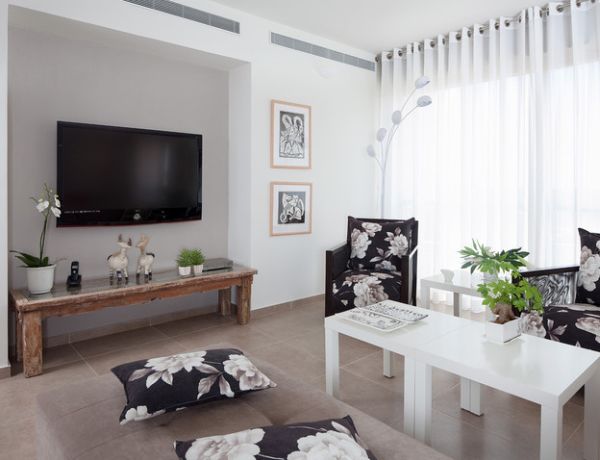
{"left": 378, "top": 2, "right": 600, "bottom": 285}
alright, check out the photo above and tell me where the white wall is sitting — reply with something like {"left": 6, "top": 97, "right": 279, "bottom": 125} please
{"left": 1, "top": 0, "right": 377, "bottom": 364}
{"left": 0, "top": 0, "right": 8, "bottom": 370}
{"left": 7, "top": 26, "right": 230, "bottom": 337}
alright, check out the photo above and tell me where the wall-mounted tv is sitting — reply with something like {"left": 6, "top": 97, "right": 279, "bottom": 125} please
{"left": 57, "top": 122, "right": 202, "bottom": 227}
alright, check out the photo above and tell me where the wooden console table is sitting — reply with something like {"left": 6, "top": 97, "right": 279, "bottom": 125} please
{"left": 9, "top": 264, "right": 257, "bottom": 377}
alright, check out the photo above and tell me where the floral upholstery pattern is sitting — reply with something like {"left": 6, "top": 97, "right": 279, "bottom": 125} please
{"left": 347, "top": 217, "right": 414, "bottom": 272}
{"left": 539, "top": 303, "right": 600, "bottom": 351}
{"left": 111, "top": 348, "right": 275, "bottom": 424}
{"left": 576, "top": 228, "right": 600, "bottom": 306}
{"left": 332, "top": 270, "right": 402, "bottom": 311}
{"left": 175, "top": 416, "right": 378, "bottom": 460}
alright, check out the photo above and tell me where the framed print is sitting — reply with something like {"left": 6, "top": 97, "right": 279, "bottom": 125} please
{"left": 271, "top": 100, "right": 312, "bottom": 169}
{"left": 270, "top": 182, "right": 312, "bottom": 236}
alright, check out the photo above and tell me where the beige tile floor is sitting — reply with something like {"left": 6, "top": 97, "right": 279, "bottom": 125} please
{"left": 0, "top": 300, "right": 587, "bottom": 459}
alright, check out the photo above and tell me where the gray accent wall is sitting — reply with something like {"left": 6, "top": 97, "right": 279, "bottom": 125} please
{"left": 7, "top": 26, "right": 230, "bottom": 337}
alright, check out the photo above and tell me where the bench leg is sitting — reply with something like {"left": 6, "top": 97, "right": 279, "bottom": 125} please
{"left": 218, "top": 288, "right": 232, "bottom": 316}
{"left": 22, "top": 311, "right": 43, "bottom": 377}
{"left": 16, "top": 312, "right": 23, "bottom": 362}
{"left": 236, "top": 277, "right": 252, "bottom": 325}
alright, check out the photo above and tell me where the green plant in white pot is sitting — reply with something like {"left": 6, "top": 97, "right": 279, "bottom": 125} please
{"left": 11, "top": 184, "right": 61, "bottom": 294}
{"left": 176, "top": 249, "right": 194, "bottom": 277}
{"left": 477, "top": 272, "right": 543, "bottom": 343}
{"left": 189, "top": 249, "right": 205, "bottom": 275}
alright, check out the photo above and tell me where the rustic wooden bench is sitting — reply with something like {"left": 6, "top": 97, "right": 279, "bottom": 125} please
{"left": 9, "top": 264, "right": 257, "bottom": 377}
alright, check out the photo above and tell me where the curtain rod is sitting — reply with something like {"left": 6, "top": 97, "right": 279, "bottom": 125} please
{"left": 376, "top": 0, "right": 596, "bottom": 62}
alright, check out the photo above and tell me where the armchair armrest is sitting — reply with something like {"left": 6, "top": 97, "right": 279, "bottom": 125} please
{"left": 520, "top": 265, "right": 579, "bottom": 307}
{"left": 399, "top": 245, "right": 419, "bottom": 306}
{"left": 325, "top": 243, "right": 350, "bottom": 316}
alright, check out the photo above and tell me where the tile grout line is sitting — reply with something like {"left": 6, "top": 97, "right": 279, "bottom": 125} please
{"left": 70, "top": 343, "right": 100, "bottom": 377}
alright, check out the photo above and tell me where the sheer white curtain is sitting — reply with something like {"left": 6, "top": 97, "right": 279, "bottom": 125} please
{"left": 379, "top": 1, "right": 600, "bottom": 284}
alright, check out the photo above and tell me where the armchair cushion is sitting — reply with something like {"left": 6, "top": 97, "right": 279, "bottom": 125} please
{"left": 543, "top": 303, "right": 600, "bottom": 351}
{"left": 332, "top": 270, "right": 402, "bottom": 310}
{"left": 347, "top": 217, "right": 415, "bottom": 271}
{"left": 576, "top": 228, "right": 600, "bottom": 306}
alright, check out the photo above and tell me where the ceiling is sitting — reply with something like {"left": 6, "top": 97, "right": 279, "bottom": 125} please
{"left": 212, "top": 0, "right": 549, "bottom": 54}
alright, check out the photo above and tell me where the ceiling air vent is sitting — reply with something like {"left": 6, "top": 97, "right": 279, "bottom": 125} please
{"left": 271, "top": 33, "right": 375, "bottom": 71}
{"left": 123, "top": 0, "right": 240, "bottom": 34}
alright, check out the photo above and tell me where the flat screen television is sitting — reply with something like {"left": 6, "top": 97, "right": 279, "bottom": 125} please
{"left": 57, "top": 122, "right": 202, "bottom": 227}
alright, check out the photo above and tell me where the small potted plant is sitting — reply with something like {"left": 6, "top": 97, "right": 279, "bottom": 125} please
{"left": 459, "top": 240, "right": 529, "bottom": 282}
{"left": 477, "top": 273, "right": 543, "bottom": 343}
{"left": 176, "top": 249, "right": 194, "bottom": 277}
{"left": 189, "top": 249, "right": 205, "bottom": 275}
{"left": 11, "top": 184, "right": 61, "bottom": 294}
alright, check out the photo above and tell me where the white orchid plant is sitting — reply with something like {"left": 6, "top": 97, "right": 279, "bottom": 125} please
{"left": 11, "top": 184, "right": 61, "bottom": 268}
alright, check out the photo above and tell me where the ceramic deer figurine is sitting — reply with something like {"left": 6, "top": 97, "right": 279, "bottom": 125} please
{"left": 107, "top": 234, "right": 132, "bottom": 283}
{"left": 136, "top": 234, "right": 155, "bottom": 281}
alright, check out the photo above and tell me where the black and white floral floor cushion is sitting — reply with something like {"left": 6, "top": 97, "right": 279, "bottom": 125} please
{"left": 175, "top": 416, "right": 378, "bottom": 460}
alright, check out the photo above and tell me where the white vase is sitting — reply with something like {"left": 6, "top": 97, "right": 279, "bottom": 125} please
{"left": 178, "top": 266, "right": 192, "bottom": 277}
{"left": 27, "top": 265, "right": 56, "bottom": 295}
{"left": 193, "top": 264, "right": 204, "bottom": 276}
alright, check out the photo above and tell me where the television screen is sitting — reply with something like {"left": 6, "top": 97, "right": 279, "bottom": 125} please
{"left": 57, "top": 122, "right": 202, "bottom": 226}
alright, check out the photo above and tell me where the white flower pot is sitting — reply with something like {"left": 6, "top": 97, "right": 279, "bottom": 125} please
{"left": 178, "top": 266, "right": 192, "bottom": 277}
{"left": 193, "top": 264, "right": 204, "bottom": 275}
{"left": 485, "top": 318, "right": 520, "bottom": 344}
{"left": 27, "top": 265, "right": 56, "bottom": 295}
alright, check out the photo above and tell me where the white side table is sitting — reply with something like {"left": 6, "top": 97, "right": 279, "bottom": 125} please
{"left": 420, "top": 270, "right": 483, "bottom": 317}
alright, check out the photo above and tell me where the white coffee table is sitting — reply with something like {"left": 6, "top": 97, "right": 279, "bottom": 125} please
{"left": 324, "top": 305, "right": 472, "bottom": 438}
{"left": 412, "top": 321, "right": 600, "bottom": 460}
{"left": 420, "top": 270, "right": 483, "bottom": 316}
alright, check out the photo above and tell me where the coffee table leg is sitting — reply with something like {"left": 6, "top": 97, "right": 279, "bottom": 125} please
{"left": 584, "top": 368, "right": 600, "bottom": 460}
{"left": 325, "top": 328, "right": 340, "bottom": 398}
{"left": 420, "top": 282, "right": 431, "bottom": 308}
{"left": 414, "top": 361, "right": 432, "bottom": 445}
{"left": 460, "top": 378, "right": 482, "bottom": 415}
{"left": 383, "top": 350, "right": 395, "bottom": 378}
{"left": 404, "top": 356, "right": 416, "bottom": 436}
{"left": 540, "top": 404, "right": 562, "bottom": 460}
{"left": 453, "top": 292, "right": 460, "bottom": 317}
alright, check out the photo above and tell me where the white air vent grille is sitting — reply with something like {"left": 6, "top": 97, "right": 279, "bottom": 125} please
{"left": 123, "top": 0, "right": 240, "bottom": 34}
{"left": 271, "top": 33, "right": 374, "bottom": 71}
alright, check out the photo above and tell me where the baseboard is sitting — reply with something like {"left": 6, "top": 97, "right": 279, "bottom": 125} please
{"left": 251, "top": 293, "right": 324, "bottom": 319}
{"left": 0, "top": 365, "right": 10, "bottom": 380}
{"left": 42, "top": 293, "right": 325, "bottom": 349}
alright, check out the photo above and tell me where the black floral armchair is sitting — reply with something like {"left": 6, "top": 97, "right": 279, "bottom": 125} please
{"left": 520, "top": 266, "right": 600, "bottom": 351}
{"left": 325, "top": 217, "right": 418, "bottom": 317}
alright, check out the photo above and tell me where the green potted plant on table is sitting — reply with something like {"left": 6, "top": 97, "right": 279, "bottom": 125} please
{"left": 11, "top": 184, "right": 61, "bottom": 294}
{"left": 176, "top": 249, "right": 194, "bottom": 277}
{"left": 477, "top": 273, "right": 543, "bottom": 343}
{"left": 189, "top": 249, "right": 205, "bottom": 276}
{"left": 459, "top": 240, "right": 529, "bottom": 282}
{"left": 458, "top": 240, "right": 542, "bottom": 343}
